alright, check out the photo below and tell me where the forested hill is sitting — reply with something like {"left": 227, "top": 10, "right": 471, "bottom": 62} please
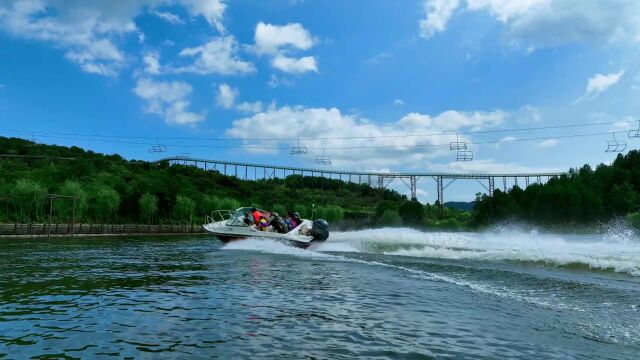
{"left": 0, "top": 136, "right": 410, "bottom": 225}
{"left": 473, "top": 150, "right": 640, "bottom": 226}
{"left": 5, "top": 135, "right": 635, "bottom": 229}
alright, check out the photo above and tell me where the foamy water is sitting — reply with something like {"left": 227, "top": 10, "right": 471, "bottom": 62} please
{"left": 311, "top": 227, "right": 640, "bottom": 276}
{"left": 219, "top": 228, "right": 640, "bottom": 350}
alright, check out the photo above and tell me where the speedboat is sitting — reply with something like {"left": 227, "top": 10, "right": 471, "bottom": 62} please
{"left": 203, "top": 207, "right": 329, "bottom": 249}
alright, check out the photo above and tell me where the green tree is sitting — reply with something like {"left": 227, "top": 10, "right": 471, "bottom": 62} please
{"left": 294, "top": 204, "right": 308, "bottom": 218}
{"left": 139, "top": 192, "right": 158, "bottom": 225}
{"left": 316, "top": 206, "right": 345, "bottom": 223}
{"left": 55, "top": 181, "right": 88, "bottom": 221}
{"left": 175, "top": 195, "right": 196, "bottom": 225}
{"left": 271, "top": 203, "right": 286, "bottom": 216}
{"left": 95, "top": 187, "right": 121, "bottom": 223}
{"left": 378, "top": 209, "right": 402, "bottom": 226}
{"left": 202, "top": 195, "right": 220, "bottom": 214}
{"left": 398, "top": 200, "right": 425, "bottom": 227}
{"left": 608, "top": 183, "right": 639, "bottom": 214}
{"left": 375, "top": 200, "right": 398, "bottom": 219}
{"left": 12, "top": 179, "right": 46, "bottom": 222}
{"left": 218, "top": 197, "right": 240, "bottom": 211}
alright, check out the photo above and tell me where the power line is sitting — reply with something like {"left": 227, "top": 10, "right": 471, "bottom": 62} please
{"left": 0, "top": 118, "right": 636, "bottom": 142}
{"left": 0, "top": 129, "right": 630, "bottom": 151}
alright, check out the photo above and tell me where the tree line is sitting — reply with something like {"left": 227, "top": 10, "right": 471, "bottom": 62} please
{"left": 0, "top": 137, "right": 426, "bottom": 226}
{"left": 472, "top": 150, "right": 640, "bottom": 227}
{"left": 6, "top": 137, "right": 637, "bottom": 230}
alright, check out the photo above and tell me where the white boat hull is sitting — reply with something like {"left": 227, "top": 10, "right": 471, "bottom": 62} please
{"left": 203, "top": 219, "right": 318, "bottom": 249}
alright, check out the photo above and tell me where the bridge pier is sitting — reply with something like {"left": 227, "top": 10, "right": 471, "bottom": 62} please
{"left": 410, "top": 176, "right": 417, "bottom": 201}
{"left": 436, "top": 176, "right": 444, "bottom": 205}
{"left": 489, "top": 177, "right": 495, "bottom": 197}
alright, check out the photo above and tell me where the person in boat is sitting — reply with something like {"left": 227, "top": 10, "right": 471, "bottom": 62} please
{"left": 269, "top": 212, "right": 288, "bottom": 234}
{"left": 243, "top": 212, "right": 253, "bottom": 226}
{"left": 286, "top": 211, "right": 298, "bottom": 229}
{"left": 292, "top": 212, "right": 302, "bottom": 226}
{"left": 258, "top": 216, "right": 269, "bottom": 231}
{"left": 251, "top": 207, "right": 262, "bottom": 225}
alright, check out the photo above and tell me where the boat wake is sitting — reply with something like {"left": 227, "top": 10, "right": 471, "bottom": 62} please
{"left": 317, "top": 227, "right": 640, "bottom": 277}
{"left": 219, "top": 227, "right": 640, "bottom": 346}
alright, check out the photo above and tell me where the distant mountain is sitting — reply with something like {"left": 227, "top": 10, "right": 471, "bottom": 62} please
{"left": 444, "top": 201, "right": 475, "bottom": 211}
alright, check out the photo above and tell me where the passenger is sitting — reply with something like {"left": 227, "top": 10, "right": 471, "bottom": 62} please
{"left": 269, "top": 212, "right": 288, "bottom": 234}
{"left": 258, "top": 216, "right": 269, "bottom": 231}
{"left": 243, "top": 212, "right": 253, "bottom": 226}
{"left": 286, "top": 211, "right": 298, "bottom": 229}
{"left": 292, "top": 211, "right": 303, "bottom": 226}
{"left": 251, "top": 207, "right": 262, "bottom": 225}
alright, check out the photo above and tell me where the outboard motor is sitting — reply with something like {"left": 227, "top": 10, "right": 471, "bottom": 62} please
{"left": 310, "top": 219, "right": 330, "bottom": 241}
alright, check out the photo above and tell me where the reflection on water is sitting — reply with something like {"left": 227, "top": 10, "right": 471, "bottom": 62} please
{"left": 0, "top": 231, "right": 639, "bottom": 359}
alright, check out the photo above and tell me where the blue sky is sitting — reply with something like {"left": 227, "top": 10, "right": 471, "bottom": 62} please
{"left": 1, "top": 0, "right": 640, "bottom": 201}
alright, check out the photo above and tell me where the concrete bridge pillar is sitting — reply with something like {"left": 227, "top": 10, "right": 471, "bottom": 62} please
{"left": 436, "top": 176, "right": 444, "bottom": 217}
{"left": 410, "top": 176, "right": 417, "bottom": 201}
{"left": 489, "top": 177, "right": 495, "bottom": 197}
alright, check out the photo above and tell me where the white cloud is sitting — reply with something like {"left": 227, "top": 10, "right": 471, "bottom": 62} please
{"left": 176, "top": 36, "right": 255, "bottom": 75}
{"left": 465, "top": 0, "right": 550, "bottom": 22}
{"left": 586, "top": 70, "right": 624, "bottom": 96}
{"left": 142, "top": 51, "right": 161, "bottom": 74}
{"left": 236, "top": 101, "right": 263, "bottom": 113}
{"left": 493, "top": 135, "right": 517, "bottom": 149}
{"left": 267, "top": 74, "right": 294, "bottom": 88}
{"left": 254, "top": 22, "right": 315, "bottom": 55}
{"left": 364, "top": 52, "right": 393, "bottom": 65}
{"left": 394, "top": 99, "right": 405, "bottom": 106}
{"left": 270, "top": 55, "right": 317, "bottom": 74}
{"left": 0, "top": 0, "right": 135, "bottom": 76}
{"left": 513, "top": 104, "right": 541, "bottom": 123}
{"left": 133, "top": 78, "right": 204, "bottom": 125}
{"left": 226, "top": 105, "right": 507, "bottom": 169}
{"left": 426, "top": 158, "right": 559, "bottom": 174}
{"left": 0, "top": 0, "right": 228, "bottom": 75}
{"left": 420, "top": 0, "right": 461, "bottom": 39}
{"left": 152, "top": 10, "right": 184, "bottom": 25}
{"left": 215, "top": 84, "right": 263, "bottom": 113}
{"left": 420, "top": 0, "right": 640, "bottom": 48}
{"left": 253, "top": 22, "right": 318, "bottom": 74}
{"left": 537, "top": 139, "right": 559, "bottom": 148}
{"left": 180, "top": 0, "right": 226, "bottom": 33}
{"left": 574, "top": 70, "right": 625, "bottom": 104}
{"left": 215, "top": 83, "right": 237, "bottom": 109}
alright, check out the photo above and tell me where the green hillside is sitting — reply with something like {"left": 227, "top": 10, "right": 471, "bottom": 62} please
{"left": 0, "top": 136, "right": 417, "bottom": 226}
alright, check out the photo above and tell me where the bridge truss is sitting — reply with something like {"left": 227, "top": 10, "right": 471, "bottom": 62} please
{"left": 157, "top": 156, "right": 568, "bottom": 204}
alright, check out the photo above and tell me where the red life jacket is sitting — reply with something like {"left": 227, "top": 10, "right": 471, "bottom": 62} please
{"left": 252, "top": 210, "right": 262, "bottom": 224}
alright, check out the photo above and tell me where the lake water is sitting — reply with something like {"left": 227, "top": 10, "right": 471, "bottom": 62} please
{"left": 1, "top": 228, "right": 639, "bottom": 359}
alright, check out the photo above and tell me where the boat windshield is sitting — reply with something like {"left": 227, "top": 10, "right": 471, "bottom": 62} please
{"left": 226, "top": 207, "right": 265, "bottom": 226}
{"left": 226, "top": 207, "right": 270, "bottom": 226}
